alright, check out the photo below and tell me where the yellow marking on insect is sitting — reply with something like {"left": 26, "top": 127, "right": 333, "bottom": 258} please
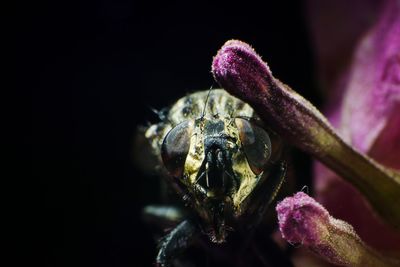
{"left": 184, "top": 121, "right": 205, "bottom": 185}
{"left": 231, "top": 151, "right": 262, "bottom": 214}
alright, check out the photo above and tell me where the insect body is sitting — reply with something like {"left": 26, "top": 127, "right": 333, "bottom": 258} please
{"left": 141, "top": 89, "right": 286, "bottom": 266}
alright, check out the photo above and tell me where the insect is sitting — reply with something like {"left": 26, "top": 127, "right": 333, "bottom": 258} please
{"left": 137, "top": 89, "right": 287, "bottom": 267}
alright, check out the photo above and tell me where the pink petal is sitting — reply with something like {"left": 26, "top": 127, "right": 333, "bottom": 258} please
{"left": 369, "top": 105, "right": 400, "bottom": 169}
{"left": 340, "top": 0, "right": 400, "bottom": 153}
{"left": 314, "top": 0, "right": 400, "bottom": 251}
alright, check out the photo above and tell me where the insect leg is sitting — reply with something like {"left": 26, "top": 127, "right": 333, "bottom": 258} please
{"left": 236, "top": 162, "right": 288, "bottom": 263}
{"left": 142, "top": 205, "right": 185, "bottom": 229}
{"left": 156, "top": 219, "right": 199, "bottom": 267}
{"left": 250, "top": 161, "right": 287, "bottom": 228}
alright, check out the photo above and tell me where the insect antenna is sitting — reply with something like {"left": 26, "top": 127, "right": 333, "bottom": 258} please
{"left": 200, "top": 84, "right": 215, "bottom": 120}
{"left": 301, "top": 185, "right": 309, "bottom": 194}
{"left": 195, "top": 171, "right": 206, "bottom": 184}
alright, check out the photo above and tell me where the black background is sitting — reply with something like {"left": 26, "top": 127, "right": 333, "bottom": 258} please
{"left": 23, "top": 1, "right": 318, "bottom": 266}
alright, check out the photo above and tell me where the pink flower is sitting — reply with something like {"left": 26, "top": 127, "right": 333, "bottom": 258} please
{"left": 310, "top": 0, "right": 400, "bottom": 251}
{"left": 211, "top": 0, "right": 400, "bottom": 264}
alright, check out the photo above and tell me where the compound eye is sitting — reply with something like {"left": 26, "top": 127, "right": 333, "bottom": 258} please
{"left": 161, "top": 120, "right": 194, "bottom": 177}
{"left": 235, "top": 118, "right": 271, "bottom": 175}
